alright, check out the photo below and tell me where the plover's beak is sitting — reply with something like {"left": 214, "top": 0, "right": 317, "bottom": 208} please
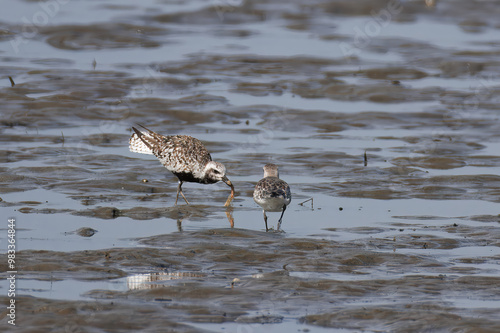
{"left": 222, "top": 176, "right": 234, "bottom": 207}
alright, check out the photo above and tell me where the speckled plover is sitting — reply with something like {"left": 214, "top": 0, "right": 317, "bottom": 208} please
{"left": 129, "top": 125, "right": 234, "bottom": 206}
{"left": 253, "top": 164, "right": 291, "bottom": 231}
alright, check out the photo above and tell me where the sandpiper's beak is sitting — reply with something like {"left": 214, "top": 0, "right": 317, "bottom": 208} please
{"left": 222, "top": 176, "right": 234, "bottom": 207}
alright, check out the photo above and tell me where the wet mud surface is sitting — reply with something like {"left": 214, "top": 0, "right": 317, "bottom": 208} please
{"left": 1, "top": 0, "right": 500, "bottom": 332}
{"left": 4, "top": 227, "right": 500, "bottom": 332}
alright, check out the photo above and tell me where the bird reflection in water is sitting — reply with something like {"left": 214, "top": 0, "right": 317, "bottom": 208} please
{"left": 175, "top": 206, "right": 235, "bottom": 231}
{"left": 127, "top": 271, "right": 207, "bottom": 290}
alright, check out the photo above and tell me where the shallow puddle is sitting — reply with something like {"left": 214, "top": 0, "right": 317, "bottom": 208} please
{"left": 1, "top": 0, "right": 500, "bottom": 332}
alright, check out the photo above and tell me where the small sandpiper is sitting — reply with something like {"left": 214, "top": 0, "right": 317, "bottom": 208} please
{"left": 253, "top": 164, "right": 291, "bottom": 232}
{"left": 129, "top": 125, "right": 234, "bottom": 206}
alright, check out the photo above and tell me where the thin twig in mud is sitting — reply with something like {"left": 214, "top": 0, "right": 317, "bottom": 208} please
{"left": 364, "top": 150, "right": 368, "bottom": 166}
{"left": 8, "top": 76, "right": 15, "bottom": 87}
{"left": 299, "top": 197, "right": 313, "bottom": 208}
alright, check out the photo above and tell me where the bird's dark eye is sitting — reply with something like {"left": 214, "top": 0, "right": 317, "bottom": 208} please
{"left": 213, "top": 170, "right": 220, "bottom": 174}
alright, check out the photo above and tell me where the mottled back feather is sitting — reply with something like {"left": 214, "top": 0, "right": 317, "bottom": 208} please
{"left": 254, "top": 177, "right": 291, "bottom": 202}
{"left": 131, "top": 127, "right": 212, "bottom": 180}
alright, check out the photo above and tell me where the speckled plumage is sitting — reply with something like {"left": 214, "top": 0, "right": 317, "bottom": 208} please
{"left": 253, "top": 164, "right": 291, "bottom": 231}
{"left": 129, "top": 125, "right": 234, "bottom": 206}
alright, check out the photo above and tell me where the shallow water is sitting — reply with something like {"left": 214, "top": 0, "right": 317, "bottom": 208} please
{"left": 1, "top": 0, "right": 500, "bottom": 332}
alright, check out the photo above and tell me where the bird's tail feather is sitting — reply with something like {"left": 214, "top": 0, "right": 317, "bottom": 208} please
{"left": 129, "top": 128, "right": 155, "bottom": 155}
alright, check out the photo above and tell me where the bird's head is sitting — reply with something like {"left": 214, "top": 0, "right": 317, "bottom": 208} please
{"left": 204, "top": 161, "right": 228, "bottom": 183}
{"left": 204, "top": 161, "right": 235, "bottom": 206}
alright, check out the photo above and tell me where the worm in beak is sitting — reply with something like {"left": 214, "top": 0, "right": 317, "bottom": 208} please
{"left": 222, "top": 177, "right": 234, "bottom": 207}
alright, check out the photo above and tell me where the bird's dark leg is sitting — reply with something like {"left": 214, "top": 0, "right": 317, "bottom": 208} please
{"left": 175, "top": 180, "right": 190, "bottom": 205}
{"left": 277, "top": 205, "right": 287, "bottom": 231}
{"left": 175, "top": 181, "right": 181, "bottom": 205}
{"left": 263, "top": 210, "right": 269, "bottom": 232}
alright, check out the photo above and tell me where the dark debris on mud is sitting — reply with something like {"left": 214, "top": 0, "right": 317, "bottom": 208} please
{"left": 4, "top": 227, "right": 500, "bottom": 332}
{"left": 2, "top": 0, "right": 500, "bottom": 331}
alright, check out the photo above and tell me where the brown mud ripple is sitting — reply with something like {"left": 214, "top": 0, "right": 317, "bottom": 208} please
{"left": 3, "top": 228, "right": 499, "bottom": 331}
{"left": 2, "top": 0, "right": 500, "bottom": 331}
